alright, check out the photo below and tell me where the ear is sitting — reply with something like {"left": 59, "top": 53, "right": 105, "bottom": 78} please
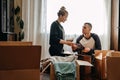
{"left": 88, "top": 26, "right": 92, "bottom": 31}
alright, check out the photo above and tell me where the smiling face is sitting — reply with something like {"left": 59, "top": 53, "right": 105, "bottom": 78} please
{"left": 59, "top": 13, "right": 68, "bottom": 23}
{"left": 57, "top": 6, "right": 68, "bottom": 23}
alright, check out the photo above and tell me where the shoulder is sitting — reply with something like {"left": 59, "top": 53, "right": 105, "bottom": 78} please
{"left": 51, "top": 21, "right": 58, "bottom": 26}
{"left": 51, "top": 21, "right": 59, "bottom": 29}
{"left": 91, "top": 33, "right": 100, "bottom": 40}
{"left": 76, "top": 34, "right": 84, "bottom": 42}
{"left": 91, "top": 33, "right": 99, "bottom": 37}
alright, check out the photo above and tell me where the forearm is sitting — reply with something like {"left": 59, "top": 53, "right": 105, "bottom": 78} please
{"left": 60, "top": 39, "right": 73, "bottom": 46}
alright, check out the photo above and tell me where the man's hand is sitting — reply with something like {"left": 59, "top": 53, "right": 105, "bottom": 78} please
{"left": 82, "top": 47, "right": 90, "bottom": 53}
{"left": 71, "top": 44, "right": 78, "bottom": 50}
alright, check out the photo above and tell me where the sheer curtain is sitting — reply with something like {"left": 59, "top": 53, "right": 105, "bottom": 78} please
{"left": 47, "top": 0, "right": 111, "bottom": 51}
{"left": 22, "top": 0, "right": 111, "bottom": 59}
{"left": 102, "top": 0, "right": 111, "bottom": 50}
{"left": 22, "top": 0, "right": 50, "bottom": 59}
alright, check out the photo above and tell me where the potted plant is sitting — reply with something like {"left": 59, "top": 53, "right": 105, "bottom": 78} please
{"left": 14, "top": 6, "right": 24, "bottom": 41}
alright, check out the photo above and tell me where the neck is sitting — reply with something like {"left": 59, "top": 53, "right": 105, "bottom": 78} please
{"left": 84, "top": 33, "right": 91, "bottom": 39}
{"left": 57, "top": 18, "right": 61, "bottom": 23}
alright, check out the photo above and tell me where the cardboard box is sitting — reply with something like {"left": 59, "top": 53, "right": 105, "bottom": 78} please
{"left": 94, "top": 50, "right": 114, "bottom": 79}
{"left": 0, "top": 46, "right": 41, "bottom": 80}
{"left": 50, "top": 60, "right": 93, "bottom": 80}
{"left": 107, "top": 51, "right": 120, "bottom": 80}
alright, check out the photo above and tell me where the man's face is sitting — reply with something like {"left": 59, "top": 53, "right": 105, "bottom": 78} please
{"left": 82, "top": 24, "right": 91, "bottom": 34}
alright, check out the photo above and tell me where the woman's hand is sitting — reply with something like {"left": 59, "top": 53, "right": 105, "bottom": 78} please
{"left": 66, "top": 41, "right": 74, "bottom": 46}
{"left": 71, "top": 44, "right": 78, "bottom": 50}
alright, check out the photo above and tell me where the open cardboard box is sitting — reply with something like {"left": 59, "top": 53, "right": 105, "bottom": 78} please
{"left": 94, "top": 50, "right": 114, "bottom": 79}
{"left": 50, "top": 60, "right": 93, "bottom": 80}
{"left": 106, "top": 51, "right": 120, "bottom": 80}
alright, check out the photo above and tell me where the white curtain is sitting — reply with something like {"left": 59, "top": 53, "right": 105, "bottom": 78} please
{"left": 22, "top": 0, "right": 50, "bottom": 59}
{"left": 101, "top": 0, "right": 111, "bottom": 50}
{"left": 47, "top": 0, "right": 111, "bottom": 50}
{"left": 22, "top": 0, "right": 111, "bottom": 59}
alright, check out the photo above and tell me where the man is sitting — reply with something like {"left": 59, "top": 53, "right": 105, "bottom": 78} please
{"left": 72, "top": 22, "right": 101, "bottom": 55}
{"left": 72, "top": 22, "right": 101, "bottom": 79}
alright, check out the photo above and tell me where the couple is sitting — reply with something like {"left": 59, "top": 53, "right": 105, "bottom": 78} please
{"left": 49, "top": 6, "right": 101, "bottom": 57}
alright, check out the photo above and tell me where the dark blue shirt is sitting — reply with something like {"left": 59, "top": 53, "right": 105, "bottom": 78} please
{"left": 49, "top": 20, "right": 65, "bottom": 56}
{"left": 75, "top": 33, "right": 101, "bottom": 55}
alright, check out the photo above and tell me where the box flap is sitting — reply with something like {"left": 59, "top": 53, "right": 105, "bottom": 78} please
{"left": 76, "top": 60, "right": 93, "bottom": 66}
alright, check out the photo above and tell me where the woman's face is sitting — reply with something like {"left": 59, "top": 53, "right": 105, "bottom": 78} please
{"left": 82, "top": 24, "right": 91, "bottom": 34}
{"left": 59, "top": 13, "right": 68, "bottom": 23}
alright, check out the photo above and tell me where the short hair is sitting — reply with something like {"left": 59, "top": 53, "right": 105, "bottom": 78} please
{"left": 57, "top": 6, "right": 68, "bottom": 16}
{"left": 84, "top": 22, "right": 92, "bottom": 29}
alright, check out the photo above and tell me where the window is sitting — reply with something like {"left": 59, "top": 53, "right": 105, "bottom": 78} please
{"left": 47, "top": 0, "right": 111, "bottom": 50}
{"left": 47, "top": 0, "right": 106, "bottom": 35}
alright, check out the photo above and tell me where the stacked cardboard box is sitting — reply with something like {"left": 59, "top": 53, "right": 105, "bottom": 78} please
{"left": 0, "top": 46, "right": 41, "bottom": 80}
{"left": 107, "top": 51, "right": 120, "bottom": 80}
{"left": 94, "top": 50, "right": 114, "bottom": 79}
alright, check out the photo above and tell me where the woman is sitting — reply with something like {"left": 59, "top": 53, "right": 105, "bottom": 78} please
{"left": 49, "top": 6, "right": 72, "bottom": 56}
